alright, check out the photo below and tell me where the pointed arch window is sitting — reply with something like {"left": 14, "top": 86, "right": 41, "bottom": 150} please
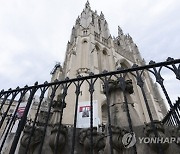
{"left": 83, "top": 40, "right": 88, "bottom": 43}
{"left": 102, "top": 50, "right": 107, "bottom": 55}
{"left": 98, "top": 19, "right": 101, "bottom": 31}
{"left": 102, "top": 49, "right": 109, "bottom": 71}
{"left": 92, "top": 14, "right": 94, "bottom": 24}
{"left": 81, "top": 39, "right": 88, "bottom": 68}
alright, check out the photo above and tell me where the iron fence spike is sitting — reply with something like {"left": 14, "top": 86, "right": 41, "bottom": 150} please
{"left": 65, "top": 77, "right": 70, "bottom": 80}
{"left": 34, "top": 82, "right": 38, "bottom": 85}
{"left": 132, "top": 64, "right": 138, "bottom": 68}
{"left": 44, "top": 81, "right": 48, "bottom": 84}
{"left": 166, "top": 57, "right": 174, "bottom": 61}
{"left": 149, "top": 60, "right": 155, "bottom": 65}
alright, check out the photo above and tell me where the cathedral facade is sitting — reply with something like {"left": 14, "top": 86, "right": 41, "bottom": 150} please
{"left": 1, "top": 1, "right": 180, "bottom": 154}
{"left": 50, "top": 1, "right": 167, "bottom": 127}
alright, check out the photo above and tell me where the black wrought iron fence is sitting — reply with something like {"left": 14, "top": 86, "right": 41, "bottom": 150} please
{"left": 0, "top": 57, "right": 179, "bottom": 154}
{"left": 162, "top": 98, "right": 180, "bottom": 126}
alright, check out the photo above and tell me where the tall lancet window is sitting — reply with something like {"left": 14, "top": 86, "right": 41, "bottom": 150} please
{"left": 102, "top": 49, "right": 109, "bottom": 71}
{"left": 101, "top": 103, "right": 108, "bottom": 124}
{"left": 92, "top": 14, "right": 94, "bottom": 24}
{"left": 95, "top": 44, "right": 102, "bottom": 72}
{"left": 98, "top": 19, "right": 101, "bottom": 31}
{"left": 81, "top": 39, "right": 88, "bottom": 68}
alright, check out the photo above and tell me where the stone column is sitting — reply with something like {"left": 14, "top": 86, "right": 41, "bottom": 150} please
{"left": 107, "top": 79, "right": 143, "bottom": 127}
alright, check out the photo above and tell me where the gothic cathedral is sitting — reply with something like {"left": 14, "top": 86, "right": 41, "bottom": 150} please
{"left": 50, "top": 1, "right": 167, "bottom": 128}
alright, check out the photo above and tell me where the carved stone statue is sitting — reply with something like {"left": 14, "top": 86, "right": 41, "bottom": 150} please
{"left": 79, "top": 127, "right": 106, "bottom": 154}
{"left": 49, "top": 125, "right": 68, "bottom": 153}
{"left": 20, "top": 125, "right": 43, "bottom": 154}
{"left": 104, "top": 125, "right": 131, "bottom": 154}
{"left": 111, "top": 125, "right": 127, "bottom": 152}
{"left": 49, "top": 94, "right": 66, "bottom": 126}
{"left": 144, "top": 120, "right": 169, "bottom": 151}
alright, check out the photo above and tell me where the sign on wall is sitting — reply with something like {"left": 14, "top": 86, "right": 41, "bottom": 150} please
{"left": 76, "top": 100, "right": 99, "bottom": 128}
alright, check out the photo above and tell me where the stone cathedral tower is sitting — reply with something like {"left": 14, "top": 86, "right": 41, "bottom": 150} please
{"left": 50, "top": 1, "right": 167, "bottom": 127}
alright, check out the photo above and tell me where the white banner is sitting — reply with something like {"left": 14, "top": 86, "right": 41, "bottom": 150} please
{"left": 76, "top": 100, "right": 99, "bottom": 128}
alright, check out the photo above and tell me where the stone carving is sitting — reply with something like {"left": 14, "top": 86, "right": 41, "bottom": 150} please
{"left": 20, "top": 125, "right": 43, "bottom": 154}
{"left": 106, "top": 79, "right": 134, "bottom": 94}
{"left": 144, "top": 120, "right": 169, "bottom": 151}
{"left": 118, "top": 26, "right": 123, "bottom": 36}
{"left": 79, "top": 127, "right": 106, "bottom": 154}
{"left": 111, "top": 125, "right": 127, "bottom": 152}
{"left": 76, "top": 16, "right": 80, "bottom": 25}
{"left": 49, "top": 94, "right": 66, "bottom": 126}
{"left": 49, "top": 125, "right": 68, "bottom": 153}
{"left": 37, "top": 111, "right": 52, "bottom": 125}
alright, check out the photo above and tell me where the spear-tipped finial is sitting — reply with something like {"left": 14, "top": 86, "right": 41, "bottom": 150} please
{"left": 118, "top": 26, "right": 123, "bottom": 36}
{"left": 85, "top": 0, "right": 90, "bottom": 8}
{"left": 100, "top": 11, "right": 104, "bottom": 19}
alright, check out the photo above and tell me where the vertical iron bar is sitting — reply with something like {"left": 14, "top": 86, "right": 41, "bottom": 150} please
{"left": 160, "top": 84, "right": 179, "bottom": 124}
{"left": 140, "top": 86, "right": 164, "bottom": 154}
{"left": 159, "top": 84, "right": 173, "bottom": 108}
{"left": 0, "top": 90, "right": 5, "bottom": 98}
{"left": 0, "top": 114, "right": 11, "bottom": 138}
{"left": 38, "top": 85, "right": 58, "bottom": 154}
{"left": 0, "top": 94, "right": 10, "bottom": 112}
{"left": 168, "top": 116, "right": 171, "bottom": 126}
{"left": 123, "top": 93, "right": 137, "bottom": 153}
{"left": 90, "top": 83, "right": 94, "bottom": 154}
{"left": 123, "top": 94, "right": 133, "bottom": 130}
{"left": 134, "top": 70, "right": 164, "bottom": 154}
{"left": 168, "top": 118, "right": 172, "bottom": 126}
{"left": 117, "top": 75, "right": 137, "bottom": 154}
{"left": 0, "top": 93, "right": 18, "bottom": 129}
{"left": 175, "top": 107, "right": 180, "bottom": 119}
{"left": 103, "top": 77, "right": 114, "bottom": 154}
{"left": 0, "top": 89, "right": 27, "bottom": 152}
{"left": 71, "top": 81, "right": 82, "bottom": 154}
{"left": 87, "top": 77, "right": 96, "bottom": 154}
{"left": 9, "top": 85, "right": 37, "bottom": 154}
{"left": 166, "top": 119, "right": 170, "bottom": 126}
{"left": 9, "top": 115, "right": 17, "bottom": 133}
{"left": 167, "top": 115, "right": 171, "bottom": 126}
{"left": 174, "top": 110, "right": 179, "bottom": 125}
{"left": 0, "top": 115, "right": 17, "bottom": 152}
{"left": 170, "top": 112, "right": 174, "bottom": 126}
{"left": 24, "top": 86, "right": 47, "bottom": 153}
{"left": 54, "top": 83, "right": 69, "bottom": 154}
{"left": 169, "top": 115, "right": 174, "bottom": 126}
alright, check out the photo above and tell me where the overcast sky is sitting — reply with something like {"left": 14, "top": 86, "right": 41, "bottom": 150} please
{"left": 0, "top": 0, "right": 179, "bottom": 102}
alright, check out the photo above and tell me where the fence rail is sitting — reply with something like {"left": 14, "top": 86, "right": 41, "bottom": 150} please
{"left": 0, "top": 57, "right": 179, "bottom": 154}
